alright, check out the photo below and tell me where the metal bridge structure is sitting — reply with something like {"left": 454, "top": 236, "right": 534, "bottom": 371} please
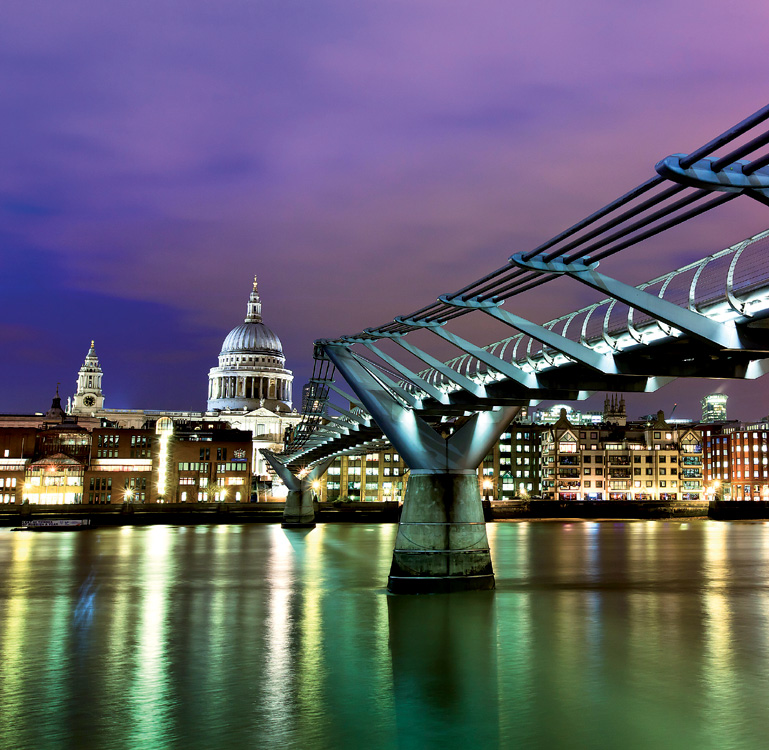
{"left": 269, "top": 102, "right": 769, "bottom": 593}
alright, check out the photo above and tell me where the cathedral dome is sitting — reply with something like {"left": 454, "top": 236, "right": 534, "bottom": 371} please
{"left": 207, "top": 275, "right": 294, "bottom": 413}
{"left": 221, "top": 322, "right": 283, "bottom": 356}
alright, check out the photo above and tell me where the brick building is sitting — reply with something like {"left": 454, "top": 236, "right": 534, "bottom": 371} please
{"left": 702, "top": 421, "right": 769, "bottom": 501}
{"left": 0, "top": 396, "right": 252, "bottom": 504}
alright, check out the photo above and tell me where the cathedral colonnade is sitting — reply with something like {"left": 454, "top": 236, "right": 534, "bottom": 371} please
{"left": 208, "top": 376, "right": 291, "bottom": 403}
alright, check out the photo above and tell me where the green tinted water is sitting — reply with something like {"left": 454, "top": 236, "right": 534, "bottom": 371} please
{"left": 1, "top": 521, "right": 768, "bottom": 750}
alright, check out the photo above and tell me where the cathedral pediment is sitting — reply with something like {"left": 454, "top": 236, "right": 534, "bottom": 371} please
{"left": 250, "top": 407, "right": 280, "bottom": 417}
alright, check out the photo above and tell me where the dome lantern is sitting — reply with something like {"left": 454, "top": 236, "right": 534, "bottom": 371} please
{"left": 245, "top": 275, "right": 262, "bottom": 323}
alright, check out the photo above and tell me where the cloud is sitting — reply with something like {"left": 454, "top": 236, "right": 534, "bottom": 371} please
{"left": 2, "top": 0, "right": 769, "bottom": 417}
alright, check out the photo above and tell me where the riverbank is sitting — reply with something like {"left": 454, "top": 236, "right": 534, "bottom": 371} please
{"left": 2, "top": 499, "right": 767, "bottom": 526}
{"left": 0, "top": 501, "right": 401, "bottom": 527}
{"left": 489, "top": 499, "right": 711, "bottom": 520}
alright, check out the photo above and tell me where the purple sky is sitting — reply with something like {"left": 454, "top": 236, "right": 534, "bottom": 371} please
{"left": 3, "top": 1, "right": 769, "bottom": 422}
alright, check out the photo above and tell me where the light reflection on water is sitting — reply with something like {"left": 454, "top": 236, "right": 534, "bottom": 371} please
{"left": 1, "top": 521, "right": 769, "bottom": 749}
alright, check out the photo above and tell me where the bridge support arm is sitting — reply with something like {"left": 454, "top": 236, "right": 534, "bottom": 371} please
{"left": 656, "top": 154, "right": 769, "bottom": 206}
{"left": 323, "top": 344, "right": 447, "bottom": 469}
{"left": 356, "top": 338, "right": 450, "bottom": 404}
{"left": 510, "top": 254, "right": 744, "bottom": 350}
{"left": 261, "top": 451, "right": 335, "bottom": 529}
{"left": 321, "top": 415, "right": 355, "bottom": 434}
{"left": 396, "top": 316, "right": 539, "bottom": 388}
{"left": 375, "top": 332, "right": 487, "bottom": 398}
{"left": 439, "top": 294, "right": 617, "bottom": 373}
{"left": 326, "top": 402, "right": 371, "bottom": 426}
{"left": 324, "top": 341, "right": 519, "bottom": 594}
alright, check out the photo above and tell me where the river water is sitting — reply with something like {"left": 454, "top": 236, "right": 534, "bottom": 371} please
{"left": 1, "top": 521, "right": 768, "bottom": 750}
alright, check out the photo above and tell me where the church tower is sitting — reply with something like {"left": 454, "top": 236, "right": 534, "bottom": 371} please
{"left": 603, "top": 393, "right": 627, "bottom": 426}
{"left": 71, "top": 341, "right": 105, "bottom": 414}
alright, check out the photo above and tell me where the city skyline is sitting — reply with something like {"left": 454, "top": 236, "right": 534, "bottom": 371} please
{"left": 3, "top": 1, "right": 769, "bottom": 418}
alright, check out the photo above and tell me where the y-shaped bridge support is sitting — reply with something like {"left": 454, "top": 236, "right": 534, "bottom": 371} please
{"left": 324, "top": 343, "right": 519, "bottom": 594}
{"left": 261, "top": 451, "right": 334, "bottom": 529}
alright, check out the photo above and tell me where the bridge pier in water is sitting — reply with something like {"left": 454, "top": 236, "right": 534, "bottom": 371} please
{"left": 262, "top": 451, "right": 334, "bottom": 528}
{"left": 390, "top": 470, "right": 495, "bottom": 593}
{"left": 324, "top": 343, "right": 518, "bottom": 593}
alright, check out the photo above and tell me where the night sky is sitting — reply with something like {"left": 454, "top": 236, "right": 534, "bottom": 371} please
{"left": 3, "top": 1, "right": 769, "bottom": 422}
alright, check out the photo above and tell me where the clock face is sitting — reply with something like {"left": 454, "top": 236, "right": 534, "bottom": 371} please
{"left": 83, "top": 395, "right": 96, "bottom": 407}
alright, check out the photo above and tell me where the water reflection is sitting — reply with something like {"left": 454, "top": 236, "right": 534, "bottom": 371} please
{"left": 388, "top": 592, "right": 499, "bottom": 748}
{"left": 1, "top": 521, "right": 769, "bottom": 749}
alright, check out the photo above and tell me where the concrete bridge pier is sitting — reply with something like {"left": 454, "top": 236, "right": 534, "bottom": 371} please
{"left": 390, "top": 470, "right": 495, "bottom": 593}
{"left": 262, "top": 451, "right": 333, "bottom": 528}
{"left": 324, "top": 343, "right": 519, "bottom": 593}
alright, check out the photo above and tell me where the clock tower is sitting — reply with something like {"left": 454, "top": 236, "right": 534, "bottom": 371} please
{"left": 71, "top": 340, "right": 105, "bottom": 414}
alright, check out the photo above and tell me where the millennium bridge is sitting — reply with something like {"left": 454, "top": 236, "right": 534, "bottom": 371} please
{"left": 264, "top": 102, "right": 769, "bottom": 593}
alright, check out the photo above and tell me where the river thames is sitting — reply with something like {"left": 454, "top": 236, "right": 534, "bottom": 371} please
{"left": 1, "top": 521, "right": 768, "bottom": 749}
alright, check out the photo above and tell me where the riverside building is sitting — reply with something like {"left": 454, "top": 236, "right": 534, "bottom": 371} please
{"left": 479, "top": 427, "right": 544, "bottom": 501}
{"left": 702, "top": 421, "right": 769, "bottom": 501}
{"left": 541, "top": 409, "right": 703, "bottom": 501}
{"left": 322, "top": 450, "right": 408, "bottom": 502}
